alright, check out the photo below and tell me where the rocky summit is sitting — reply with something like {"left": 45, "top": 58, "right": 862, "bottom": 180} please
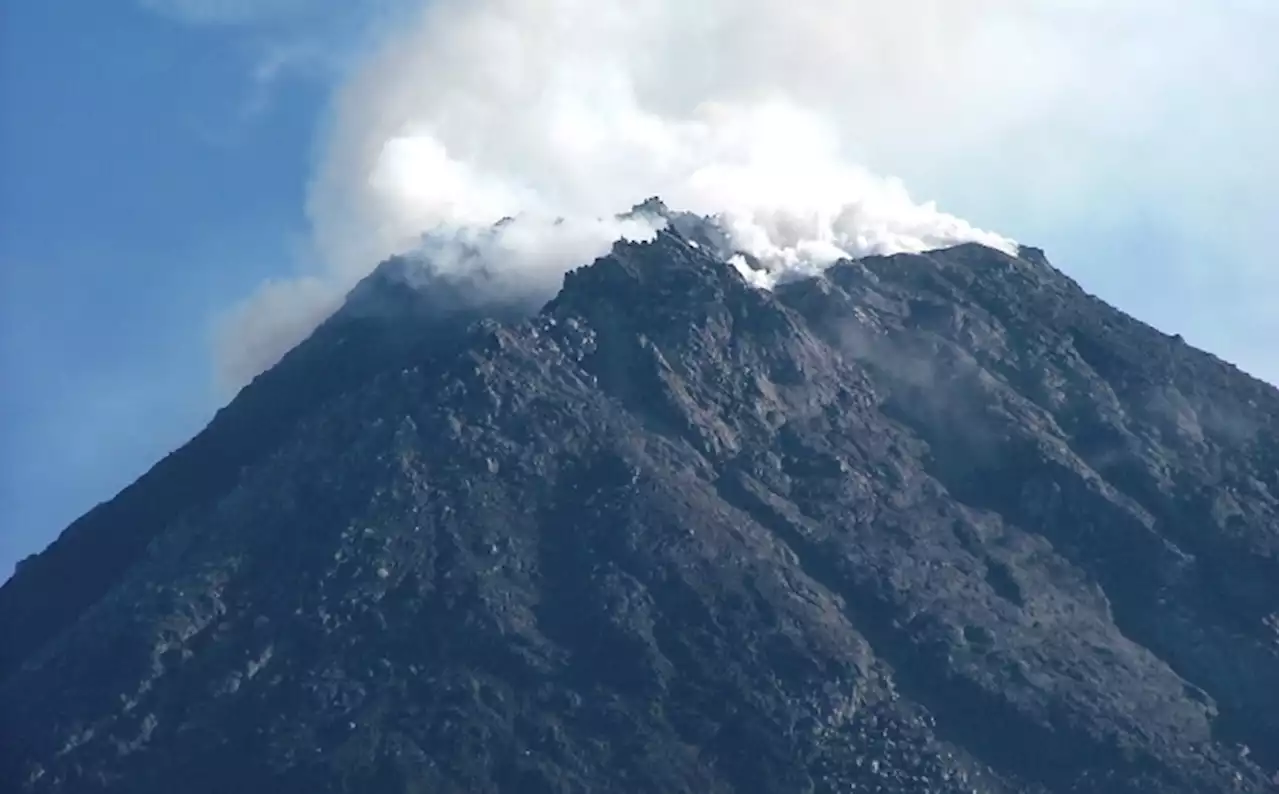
{"left": 1, "top": 210, "right": 1276, "bottom": 794}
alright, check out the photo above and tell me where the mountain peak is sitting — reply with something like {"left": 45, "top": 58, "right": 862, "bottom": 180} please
{"left": 555, "top": 228, "right": 741, "bottom": 304}
{"left": 1, "top": 232, "right": 1275, "bottom": 794}
{"left": 624, "top": 195, "right": 671, "bottom": 218}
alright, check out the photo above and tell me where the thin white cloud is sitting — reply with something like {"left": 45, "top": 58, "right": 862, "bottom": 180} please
{"left": 236, "top": 40, "right": 330, "bottom": 121}
{"left": 137, "top": 0, "right": 320, "bottom": 26}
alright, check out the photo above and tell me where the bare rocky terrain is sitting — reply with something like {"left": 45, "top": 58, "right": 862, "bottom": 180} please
{"left": 1, "top": 206, "right": 1275, "bottom": 793}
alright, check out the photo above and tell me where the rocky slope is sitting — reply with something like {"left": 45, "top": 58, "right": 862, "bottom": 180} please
{"left": 1, "top": 213, "right": 1275, "bottom": 793}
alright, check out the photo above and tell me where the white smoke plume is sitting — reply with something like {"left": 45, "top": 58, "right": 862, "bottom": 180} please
{"left": 309, "top": 0, "right": 1025, "bottom": 273}
{"left": 218, "top": 0, "right": 1262, "bottom": 389}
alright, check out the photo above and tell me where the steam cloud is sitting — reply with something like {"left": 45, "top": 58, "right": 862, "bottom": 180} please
{"left": 312, "top": 0, "right": 1025, "bottom": 273}
{"left": 220, "top": 0, "right": 1241, "bottom": 389}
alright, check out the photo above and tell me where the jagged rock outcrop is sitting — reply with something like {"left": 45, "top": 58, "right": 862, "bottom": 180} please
{"left": 1, "top": 220, "right": 1275, "bottom": 794}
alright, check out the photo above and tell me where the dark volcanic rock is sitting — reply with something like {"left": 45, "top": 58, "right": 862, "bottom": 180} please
{"left": 0, "top": 225, "right": 1275, "bottom": 794}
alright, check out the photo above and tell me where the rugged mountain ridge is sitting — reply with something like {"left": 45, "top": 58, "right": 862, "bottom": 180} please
{"left": 0, "top": 254, "right": 540, "bottom": 681}
{"left": 1, "top": 217, "right": 1275, "bottom": 793}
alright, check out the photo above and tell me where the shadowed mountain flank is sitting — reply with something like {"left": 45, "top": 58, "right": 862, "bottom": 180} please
{"left": 1, "top": 226, "right": 1274, "bottom": 793}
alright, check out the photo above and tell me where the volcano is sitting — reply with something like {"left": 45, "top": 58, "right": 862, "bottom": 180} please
{"left": 1, "top": 210, "right": 1275, "bottom": 793}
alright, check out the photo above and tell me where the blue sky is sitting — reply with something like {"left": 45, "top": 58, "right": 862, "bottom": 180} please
{"left": 0, "top": 1, "right": 325, "bottom": 575}
{"left": 0, "top": 0, "right": 1276, "bottom": 579}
